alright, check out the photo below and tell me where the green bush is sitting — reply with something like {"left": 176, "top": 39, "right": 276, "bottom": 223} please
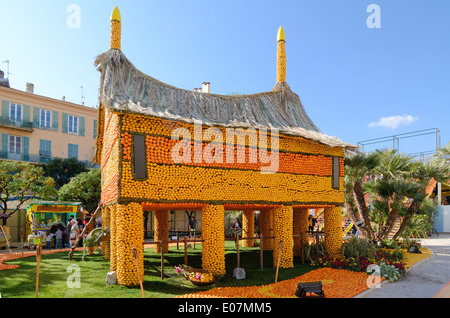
{"left": 380, "top": 239, "right": 402, "bottom": 250}
{"left": 341, "top": 237, "right": 376, "bottom": 260}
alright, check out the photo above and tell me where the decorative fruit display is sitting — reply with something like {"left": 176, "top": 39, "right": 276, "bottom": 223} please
{"left": 187, "top": 271, "right": 215, "bottom": 286}
{"left": 293, "top": 208, "right": 309, "bottom": 256}
{"left": 201, "top": 205, "right": 226, "bottom": 275}
{"left": 273, "top": 206, "right": 293, "bottom": 268}
{"left": 241, "top": 210, "right": 255, "bottom": 247}
{"left": 115, "top": 202, "right": 144, "bottom": 286}
{"left": 324, "top": 206, "right": 343, "bottom": 257}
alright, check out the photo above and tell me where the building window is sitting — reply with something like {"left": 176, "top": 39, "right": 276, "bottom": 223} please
{"left": 68, "top": 143, "right": 79, "bottom": 160}
{"left": 10, "top": 103, "right": 22, "bottom": 122}
{"left": 9, "top": 135, "right": 21, "bottom": 154}
{"left": 68, "top": 115, "right": 78, "bottom": 134}
{"left": 39, "top": 139, "right": 52, "bottom": 163}
{"left": 40, "top": 109, "right": 52, "bottom": 128}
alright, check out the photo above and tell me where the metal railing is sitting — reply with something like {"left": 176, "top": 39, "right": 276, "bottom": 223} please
{"left": 0, "top": 118, "right": 33, "bottom": 130}
{"left": 0, "top": 152, "right": 96, "bottom": 168}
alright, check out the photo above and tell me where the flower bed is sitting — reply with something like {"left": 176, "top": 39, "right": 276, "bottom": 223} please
{"left": 310, "top": 248, "right": 405, "bottom": 272}
{"left": 177, "top": 267, "right": 371, "bottom": 298}
{"left": 309, "top": 246, "right": 407, "bottom": 283}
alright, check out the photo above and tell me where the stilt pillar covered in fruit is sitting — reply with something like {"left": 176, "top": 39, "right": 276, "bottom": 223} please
{"left": 115, "top": 202, "right": 144, "bottom": 286}
{"left": 293, "top": 208, "right": 308, "bottom": 257}
{"left": 154, "top": 210, "right": 169, "bottom": 253}
{"left": 109, "top": 204, "right": 117, "bottom": 272}
{"left": 241, "top": 210, "right": 255, "bottom": 247}
{"left": 273, "top": 206, "right": 293, "bottom": 268}
{"left": 101, "top": 206, "right": 111, "bottom": 260}
{"left": 324, "top": 206, "right": 343, "bottom": 257}
{"left": 201, "top": 204, "right": 226, "bottom": 275}
{"left": 259, "top": 208, "right": 274, "bottom": 250}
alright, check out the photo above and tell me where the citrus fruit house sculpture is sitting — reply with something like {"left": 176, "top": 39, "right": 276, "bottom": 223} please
{"left": 95, "top": 7, "right": 356, "bottom": 286}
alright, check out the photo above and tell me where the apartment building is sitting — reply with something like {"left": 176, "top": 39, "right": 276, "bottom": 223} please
{"left": 0, "top": 77, "right": 98, "bottom": 167}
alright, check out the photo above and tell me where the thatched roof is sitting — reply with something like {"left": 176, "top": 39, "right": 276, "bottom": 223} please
{"left": 95, "top": 49, "right": 355, "bottom": 149}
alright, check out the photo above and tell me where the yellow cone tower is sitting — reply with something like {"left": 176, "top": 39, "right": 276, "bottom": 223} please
{"left": 110, "top": 6, "right": 121, "bottom": 50}
{"left": 276, "top": 26, "right": 286, "bottom": 83}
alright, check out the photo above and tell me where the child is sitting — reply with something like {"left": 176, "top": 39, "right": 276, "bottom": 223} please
{"left": 45, "top": 231, "right": 53, "bottom": 250}
{"left": 55, "top": 227, "right": 63, "bottom": 249}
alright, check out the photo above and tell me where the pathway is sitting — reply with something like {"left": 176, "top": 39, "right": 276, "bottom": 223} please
{"left": 357, "top": 233, "right": 450, "bottom": 298}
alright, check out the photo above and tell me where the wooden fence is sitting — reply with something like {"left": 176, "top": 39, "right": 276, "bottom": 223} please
{"left": 143, "top": 229, "right": 328, "bottom": 281}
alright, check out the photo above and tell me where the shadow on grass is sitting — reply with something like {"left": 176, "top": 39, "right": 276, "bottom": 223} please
{"left": 0, "top": 243, "right": 317, "bottom": 298}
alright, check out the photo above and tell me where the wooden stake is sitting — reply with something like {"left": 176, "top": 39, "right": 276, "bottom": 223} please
{"left": 184, "top": 236, "right": 188, "bottom": 265}
{"left": 132, "top": 246, "right": 145, "bottom": 298}
{"left": 315, "top": 232, "right": 319, "bottom": 261}
{"left": 20, "top": 228, "right": 24, "bottom": 256}
{"left": 193, "top": 230, "right": 196, "bottom": 249}
{"left": 260, "top": 236, "right": 264, "bottom": 270}
{"left": 160, "top": 241, "right": 165, "bottom": 280}
{"left": 275, "top": 239, "right": 283, "bottom": 283}
{"left": 300, "top": 234, "right": 304, "bottom": 265}
{"left": 36, "top": 244, "right": 42, "bottom": 298}
{"left": 235, "top": 234, "right": 240, "bottom": 268}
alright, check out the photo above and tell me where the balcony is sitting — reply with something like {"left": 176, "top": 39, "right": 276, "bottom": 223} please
{"left": 0, "top": 118, "right": 34, "bottom": 132}
{"left": 0, "top": 151, "right": 97, "bottom": 168}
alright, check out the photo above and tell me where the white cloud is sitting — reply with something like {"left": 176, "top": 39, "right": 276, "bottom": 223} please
{"left": 368, "top": 115, "right": 418, "bottom": 130}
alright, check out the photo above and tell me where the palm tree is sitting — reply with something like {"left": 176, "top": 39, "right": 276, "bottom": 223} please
{"left": 392, "top": 157, "right": 450, "bottom": 240}
{"left": 433, "top": 142, "right": 450, "bottom": 163}
{"left": 344, "top": 149, "right": 450, "bottom": 242}
{"left": 344, "top": 151, "right": 379, "bottom": 239}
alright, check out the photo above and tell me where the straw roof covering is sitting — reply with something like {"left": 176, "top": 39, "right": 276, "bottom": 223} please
{"left": 95, "top": 49, "right": 355, "bottom": 149}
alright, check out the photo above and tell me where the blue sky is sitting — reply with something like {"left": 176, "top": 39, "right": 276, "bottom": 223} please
{"left": 1, "top": 0, "right": 449, "bottom": 157}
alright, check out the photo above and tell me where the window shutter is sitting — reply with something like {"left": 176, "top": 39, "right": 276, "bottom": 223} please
{"left": 332, "top": 157, "right": 340, "bottom": 189}
{"left": 1, "top": 100, "right": 9, "bottom": 120}
{"left": 93, "top": 119, "right": 98, "bottom": 138}
{"left": 52, "top": 111, "right": 59, "bottom": 131}
{"left": 23, "top": 136, "right": 29, "bottom": 161}
{"left": 79, "top": 116, "right": 85, "bottom": 136}
{"left": 1, "top": 133, "right": 8, "bottom": 157}
{"left": 23, "top": 105, "right": 31, "bottom": 123}
{"left": 68, "top": 143, "right": 78, "bottom": 160}
{"left": 62, "top": 112, "right": 68, "bottom": 133}
{"left": 133, "top": 134, "right": 146, "bottom": 179}
{"left": 33, "top": 106, "right": 40, "bottom": 128}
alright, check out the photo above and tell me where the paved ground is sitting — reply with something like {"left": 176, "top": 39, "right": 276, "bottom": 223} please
{"left": 357, "top": 233, "right": 450, "bottom": 298}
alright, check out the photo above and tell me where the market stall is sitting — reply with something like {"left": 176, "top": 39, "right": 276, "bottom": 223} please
{"left": 26, "top": 201, "right": 81, "bottom": 248}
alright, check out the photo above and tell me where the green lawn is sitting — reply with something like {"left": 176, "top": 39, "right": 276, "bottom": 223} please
{"left": 0, "top": 241, "right": 316, "bottom": 298}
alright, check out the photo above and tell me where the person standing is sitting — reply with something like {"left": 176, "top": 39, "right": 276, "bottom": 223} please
{"left": 54, "top": 227, "right": 63, "bottom": 249}
{"left": 188, "top": 216, "right": 197, "bottom": 239}
{"left": 308, "top": 215, "right": 314, "bottom": 234}
{"left": 77, "top": 218, "right": 85, "bottom": 247}
{"left": 69, "top": 219, "right": 79, "bottom": 248}
{"left": 45, "top": 231, "right": 53, "bottom": 250}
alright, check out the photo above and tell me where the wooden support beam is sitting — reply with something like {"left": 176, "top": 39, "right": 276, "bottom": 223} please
{"left": 69, "top": 204, "right": 102, "bottom": 260}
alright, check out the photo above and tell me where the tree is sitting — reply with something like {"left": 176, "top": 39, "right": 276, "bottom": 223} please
{"left": 58, "top": 168, "right": 101, "bottom": 214}
{"left": 344, "top": 149, "right": 450, "bottom": 242}
{"left": 0, "top": 161, "right": 57, "bottom": 226}
{"left": 433, "top": 141, "right": 450, "bottom": 163}
{"left": 41, "top": 157, "right": 87, "bottom": 190}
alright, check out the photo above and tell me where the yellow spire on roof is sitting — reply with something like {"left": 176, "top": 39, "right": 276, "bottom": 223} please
{"left": 277, "top": 26, "right": 285, "bottom": 42}
{"left": 111, "top": 6, "right": 121, "bottom": 22}
{"left": 110, "top": 7, "right": 121, "bottom": 50}
{"left": 276, "top": 26, "right": 286, "bottom": 82}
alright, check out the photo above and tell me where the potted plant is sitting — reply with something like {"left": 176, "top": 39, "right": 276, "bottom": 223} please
{"left": 82, "top": 227, "right": 110, "bottom": 259}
